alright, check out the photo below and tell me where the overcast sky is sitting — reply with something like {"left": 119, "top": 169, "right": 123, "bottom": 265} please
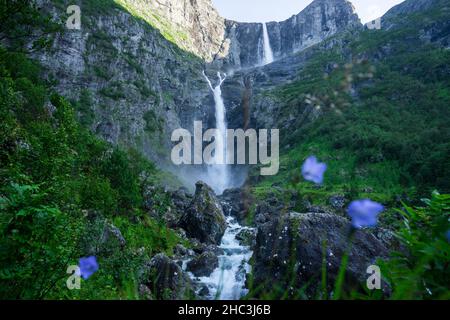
{"left": 212, "top": 0, "right": 405, "bottom": 24}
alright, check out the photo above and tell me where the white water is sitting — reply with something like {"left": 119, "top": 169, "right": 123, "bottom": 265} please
{"left": 202, "top": 71, "right": 230, "bottom": 195}
{"left": 262, "top": 23, "right": 274, "bottom": 65}
{"left": 187, "top": 215, "right": 254, "bottom": 300}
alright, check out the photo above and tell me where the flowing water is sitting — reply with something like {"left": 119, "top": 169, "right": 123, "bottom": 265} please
{"left": 202, "top": 71, "right": 230, "bottom": 195}
{"left": 189, "top": 73, "right": 253, "bottom": 299}
{"left": 262, "top": 22, "right": 274, "bottom": 65}
{"left": 186, "top": 215, "right": 254, "bottom": 300}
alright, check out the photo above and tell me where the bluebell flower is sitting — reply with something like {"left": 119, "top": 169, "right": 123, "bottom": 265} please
{"left": 79, "top": 256, "right": 99, "bottom": 280}
{"left": 347, "top": 199, "right": 384, "bottom": 229}
{"left": 301, "top": 156, "right": 327, "bottom": 184}
{"left": 446, "top": 230, "right": 450, "bottom": 242}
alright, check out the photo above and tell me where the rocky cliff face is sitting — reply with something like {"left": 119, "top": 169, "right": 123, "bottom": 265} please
{"left": 33, "top": 0, "right": 219, "bottom": 173}
{"left": 223, "top": 0, "right": 360, "bottom": 69}
{"left": 220, "top": 0, "right": 450, "bottom": 140}
{"left": 28, "top": 0, "right": 362, "bottom": 189}
{"left": 130, "top": 0, "right": 361, "bottom": 69}
{"left": 382, "top": 0, "right": 450, "bottom": 48}
{"left": 117, "top": 0, "right": 228, "bottom": 61}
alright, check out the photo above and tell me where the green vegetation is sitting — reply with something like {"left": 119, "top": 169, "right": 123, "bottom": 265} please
{"left": 86, "top": 31, "right": 118, "bottom": 58}
{"left": 1, "top": 0, "right": 448, "bottom": 302}
{"left": 254, "top": 16, "right": 450, "bottom": 216}
{"left": 143, "top": 109, "right": 164, "bottom": 133}
{"left": 249, "top": 3, "right": 450, "bottom": 300}
{"left": 0, "top": 47, "right": 185, "bottom": 299}
{"left": 99, "top": 81, "right": 126, "bottom": 100}
{"left": 133, "top": 79, "right": 158, "bottom": 100}
{"left": 379, "top": 192, "right": 450, "bottom": 300}
{"left": 72, "top": 89, "right": 95, "bottom": 127}
{"left": 0, "top": 0, "right": 62, "bottom": 52}
{"left": 123, "top": 53, "right": 144, "bottom": 74}
{"left": 115, "top": 0, "right": 190, "bottom": 51}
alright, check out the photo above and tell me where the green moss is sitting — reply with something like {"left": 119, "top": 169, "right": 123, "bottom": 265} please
{"left": 133, "top": 79, "right": 158, "bottom": 100}
{"left": 73, "top": 89, "right": 95, "bottom": 126}
{"left": 99, "top": 82, "right": 126, "bottom": 100}
{"left": 143, "top": 109, "right": 163, "bottom": 133}
{"left": 123, "top": 53, "right": 143, "bottom": 74}
{"left": 115, "top": 0, "right": 190, "bottom": 51}
{"left": 93, "top": 65, "right": 112, "bottom": 80}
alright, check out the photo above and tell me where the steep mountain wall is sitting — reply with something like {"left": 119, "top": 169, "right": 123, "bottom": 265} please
{"left": 223, "top": 0, "right": 361, "bottom": 69}
{"left": 33, "top": 0, "right": 215, "bottom": 168}
{"left": 31, "top": 0, "right": 361, "bottom": 163}
{"left": 116, "top": 0, "right": 228, "bottom": 61}
{"left": 28, "top": 0, "right": 364, "bottom": 190}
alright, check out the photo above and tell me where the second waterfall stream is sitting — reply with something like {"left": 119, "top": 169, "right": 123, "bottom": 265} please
{"left": 262, "top": 22, "right": 274, "bottom": 65}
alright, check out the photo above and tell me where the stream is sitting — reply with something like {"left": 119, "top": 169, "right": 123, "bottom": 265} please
{"left": 184, "top": 214, "right": 254, "bottom": 300}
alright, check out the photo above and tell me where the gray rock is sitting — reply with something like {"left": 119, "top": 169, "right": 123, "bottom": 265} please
{"left": 82, "top": 216, "right": 126, "bottom": 256}
{"left": 235, "top": 229, "right": 256, "bottom": 247}
{"left": 179, "top": 181, "right": 227, "bottom": 244}
{"left": 223, "top": 0, "right": 361, "bottom": 69}
{"left": 187, "top": 251, "right": 219, "bottom": 277}
{"left": 197, "top": 284, "right": 210, "bottom": 298}
{"left": 219, "top": 188, "right": 253, "bottom": 225}
{"left": 329, "top": 195, "right": 346, "bottom": 210}
{"left": 141, "top": 0, "right": 227, "bottom": 60}
{"left": 141, "top": 253, "right": 195, "bottom": 300}
{"left": 174, "top": 244, "right": 189, "bottom": 257}
{"left": 101, "top": 223, "right": 127, "bottom": 248}
{"left": 138, "top": 284, "right": 153, "bottom": 300}
{"left": 252, "top": 212, "right": 390, "bottom": 298}
{"left": 191, "top": 240, "right": 224, "bottom": 256}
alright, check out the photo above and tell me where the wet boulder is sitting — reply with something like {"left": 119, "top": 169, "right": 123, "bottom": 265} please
{"left": 191, "top": 241, "right": 224, "bottom": 256}
{"left": 236, "top": 228, "right": 256, "bottom": 247}
{"left": 141, "top": 253, "right": 195, "bottom": 300}
{"left": 197, "top": 284, "right": 210, "bottom": 299}
{"left": 143, "top": 186, "right": 192, "bottom": 228}
{"left": 252, "top": 211, "right": 390, "bottom": 298}
{"left": 179, "top": 181, "right": 227, "bottom": 245}
{"left": 220, "top": 188, "right": 253, "bottom": 225}
{"left": 187, "top": 251, "right": 219, "bottom": 277}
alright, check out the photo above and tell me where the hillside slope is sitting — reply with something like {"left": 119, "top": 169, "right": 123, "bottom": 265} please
{"left": 224, "top": 0, "right": 450, "bottom": 212}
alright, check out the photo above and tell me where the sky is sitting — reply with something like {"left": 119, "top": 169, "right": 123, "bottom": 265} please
{"left": 212, "top": 0, "right": 405, "bottom": 24}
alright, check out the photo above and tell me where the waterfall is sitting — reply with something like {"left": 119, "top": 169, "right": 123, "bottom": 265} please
{"left": 262, "top": 22, "right": 274, "bottom": 65}
{"left": 202, "top": 71, "right": 229, "bottom": 195}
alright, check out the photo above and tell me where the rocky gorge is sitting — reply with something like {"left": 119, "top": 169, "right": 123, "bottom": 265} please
{"left": 2, "top": 0, "right": 449, "bottom": 300}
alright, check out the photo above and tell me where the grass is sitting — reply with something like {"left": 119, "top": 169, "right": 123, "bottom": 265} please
{"left": 115, "top": 0, "right": 191, "bottom": 52}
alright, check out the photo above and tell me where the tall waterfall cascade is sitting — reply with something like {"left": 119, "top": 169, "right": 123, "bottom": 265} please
{"left": 202, "top": 71, "right": 230, "bottom": 195}
{"left": 262, "top": 22, "right": 274, "bottom": 65}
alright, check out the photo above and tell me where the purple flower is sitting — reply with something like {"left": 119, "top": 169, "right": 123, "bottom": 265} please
{"left": 301, "top": 156, "right": 327, "bottom": 184}
{"left": 347, "top": 199, "right": 384, "bottom": 229}
{"left": 79, "top": 256, "right": 99, "bottom": 280}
